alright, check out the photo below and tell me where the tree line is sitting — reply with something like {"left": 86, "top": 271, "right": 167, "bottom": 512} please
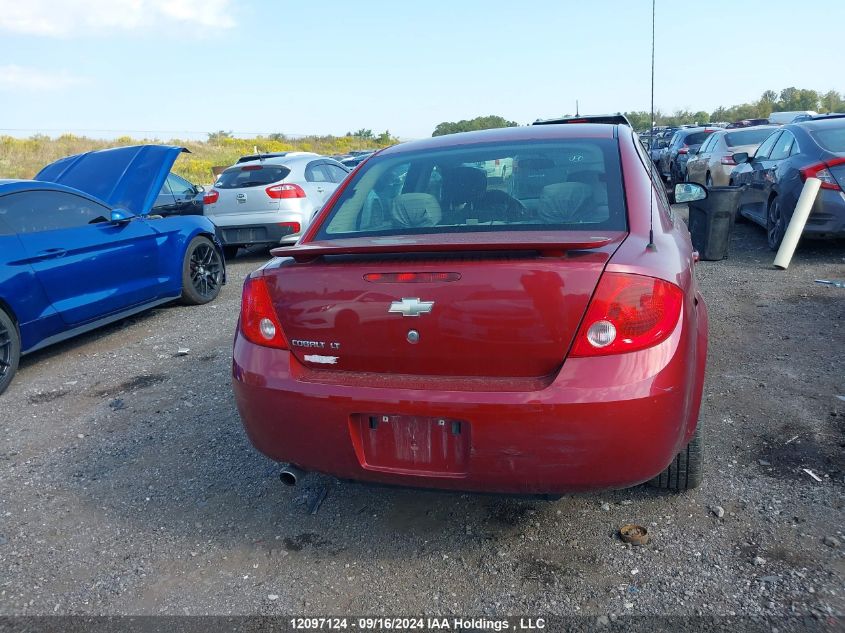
{"left": 432, "top": 87, "right": 845, "bottom": 135}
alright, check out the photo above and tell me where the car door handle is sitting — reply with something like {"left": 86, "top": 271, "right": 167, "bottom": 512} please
{"left": 37, "top": 248, "right": 67, "bottom": 259}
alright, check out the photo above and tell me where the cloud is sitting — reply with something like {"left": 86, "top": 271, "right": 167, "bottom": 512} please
{"left": 0, "top": 0, "right": 234, "bottom": 36}
{"left": 0, "top": 65, "right": 87, "bottom": 91}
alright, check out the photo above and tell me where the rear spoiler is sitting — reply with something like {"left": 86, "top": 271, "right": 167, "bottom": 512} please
{"left": 272, "top": 231, "right": 624, "bottom": 262}
{"left": 534, "top": 113, "right": 632, "bottom": 127}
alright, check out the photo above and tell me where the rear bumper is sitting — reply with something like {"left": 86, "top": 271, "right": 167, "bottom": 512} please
{"left": 232, "top": 307, "right": 707, "bottom": 495}
{"left": 213, "top": 222, "right": 301, "bottom": 246}
{"left": 804, "top": 189, "right": 845, "bottom": 237}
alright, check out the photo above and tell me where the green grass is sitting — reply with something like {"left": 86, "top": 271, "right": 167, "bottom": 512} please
{"left": 0, "top": 134, "right": 394, "bottom": 185}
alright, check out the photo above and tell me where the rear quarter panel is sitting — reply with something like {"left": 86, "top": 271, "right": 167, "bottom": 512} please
{"left": 610, "top": 130, "right": 708, "bottom": 446}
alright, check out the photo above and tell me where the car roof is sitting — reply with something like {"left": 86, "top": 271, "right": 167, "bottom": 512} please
{"left": 231, "top": 152, "right": 324, "bottom": 168}
{"left": 378, "top": 124, "right": 617, "bottom": 157}
{"left": 795, "top": 116, "right": 845, "bottom": 130}
{"left": 0, "top": 179, "right": 110, "bottom": 202}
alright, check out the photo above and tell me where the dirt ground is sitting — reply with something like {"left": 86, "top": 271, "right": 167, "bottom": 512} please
{"left": 0, "top": 216, "right": 843, "bottom": 618}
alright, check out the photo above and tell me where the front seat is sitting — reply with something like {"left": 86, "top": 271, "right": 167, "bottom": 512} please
{"left": 568, "top": 170, "right": 609, "bottom": 221}
{"left": 440, "top": 166, "right": 487, "bottom": 223}
{"left": 537, "top": 182, "right": 594, "bottom": 224}
{"left": 391, "top": 193, "right": 442, "bottom": 228}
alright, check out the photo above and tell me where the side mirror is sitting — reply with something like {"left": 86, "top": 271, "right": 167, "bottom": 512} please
{"left": 732, "top": 152, "right": 750, "bottom": 164}
{"left": 674, "top": 183, "right": 708, "bottom": 204}
{"left": 195, "top": 185, "right": 205, "bottom": 194}
{"left": 110, "top": 208, "right": 135, "bottom": 223}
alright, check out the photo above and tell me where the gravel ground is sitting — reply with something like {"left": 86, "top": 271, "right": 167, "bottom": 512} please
{"left": 0, "top": 215, "right": 842, "bottom": 618}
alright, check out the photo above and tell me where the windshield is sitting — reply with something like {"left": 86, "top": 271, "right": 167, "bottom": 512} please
{"left": 214, "top": 164, "right": 290, "bottom": 189}
{"left": 725, "top": 128, "right": 777, "bottom": 147}
{"left": 316, "top": 139, "right": 627, "bottom": 239}
{"left": 811, "top": 126, "right": 845, "bottom": 153}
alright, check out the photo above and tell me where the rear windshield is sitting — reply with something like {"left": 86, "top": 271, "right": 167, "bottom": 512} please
{"left": 811, "top": 126, "right": 845, "bottom": 152}
{"left": 684, "top": 131, "right": 714, "bottom": 145}
{"left": 316, "top": 139, "right": 626, "bottom": 239}
{"left": 214, "top": 165, "right": 290, "bottom": 189}
{"left": 725, "top": 128, "right": 776, "bottom": 147}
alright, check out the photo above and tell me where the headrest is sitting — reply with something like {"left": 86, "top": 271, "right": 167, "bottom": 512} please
{"left": 441, "top": 166, "right": 487, "bottom": 205}
{"left": 537, "top": 182, "right": 593, "bottom": 223}
{"left": 391, "top": 193, "right": 442, "bottom": 228}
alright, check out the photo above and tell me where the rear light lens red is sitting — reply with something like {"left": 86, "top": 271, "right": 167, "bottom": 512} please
{"left": 720, "top": 154, "right": 736, "bottom": 165}
{"left": 364, "top": 272, "right": 461, "bottom": 283}
{"left": 202, "top": 189, "right": 219, "bottom": 204}
{"left": 678, "top": 147, "right": 689, "bottom": 155}
{"left": 239, "top": 276, "right": 288, "bottom": 349}
{"left": 278, "top": 222, "right": 301, "bottom": 235}
{"left": 266, "top": 183, "right": 306, "bottom": 199}
{"left": 800, "top": 158, "right": 845, "bottom": 190}
{"left": 570, "top": 273, "right": 684, "bottom": 357}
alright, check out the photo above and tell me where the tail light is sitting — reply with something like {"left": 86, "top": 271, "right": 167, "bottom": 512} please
{"left": 570, "top": 273, "right": 684, "bottom": 357}
{"left": 203, "top": 189, "right": 219, "bottom": 204}
{"left": 678, "top": 147, "right": 689, "bottom": 155}
{"left": 800, "top": 158, "right": 845, "bottom": 190}
{"left": 239, "top": 276, "right": 288, "bottom": 349}
{"left": 720, "top": 154, "right": 736, "bottom": 165}
{"left": 278, "top": 221, "right": 301, "bottom": 235}
{"left": 266, "top": 183, "right": 306, "bottom": 199}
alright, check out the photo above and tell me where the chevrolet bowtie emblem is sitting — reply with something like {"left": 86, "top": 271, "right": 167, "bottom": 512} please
{"left": 388, "top": 298, "right": 434, "bottom": 317}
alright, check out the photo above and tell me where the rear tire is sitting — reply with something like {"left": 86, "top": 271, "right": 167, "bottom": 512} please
{"left": 647, "top": 422, "right": 703, "bottom": 492}
{"left": 766, "top": 197, "right": 786, "bottom": 251}
{"left": 181, "top": 236, "right": 223, "bottom": 305}
{"left": 0, "top": 307, "right": 21, "bottom": 396}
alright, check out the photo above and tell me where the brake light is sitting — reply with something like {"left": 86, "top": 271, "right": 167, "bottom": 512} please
{"left": 678, "top": 147, "right": 689, "bottom": 155}
{"left": 570, "top": 273, "right": 684, "bottom": 357}
{"left": 202, "top": 189, "right": 219, "bottom": 204}
{"left": 720, "top": 154, "right": 736, "bottom": 165}
{"left": 239, "top": 276, "right": 288, "bottom": 349}
{"left": 800, "top": 158, "right": 845, "bottom": 190}
{"left": 266, "top": 183, "right": 306, "bottom": 199}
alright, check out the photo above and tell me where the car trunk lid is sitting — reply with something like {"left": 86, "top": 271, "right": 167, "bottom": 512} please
{"left": 264, "top": 231, "right": 626, "bottom": 378}
{"left": 204, "top": 164, "right": 291, "bottom": 216}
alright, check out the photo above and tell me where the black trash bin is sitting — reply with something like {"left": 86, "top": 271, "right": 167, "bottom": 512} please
{"left": 687, "top": 186, "right": 743, "bottom": 261}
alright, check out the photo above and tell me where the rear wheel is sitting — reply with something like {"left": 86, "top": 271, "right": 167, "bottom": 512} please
{"left": 0, "top": 307, "right": 21, "bottom": 396}
{"left": 647, "top": 423, "right": 703, "bottom": 492}
{"left": 767, "top": 197, "right": 786, "bottom": 251}
{"left": 181, "top": 236, "right": 223, "bottom": 305}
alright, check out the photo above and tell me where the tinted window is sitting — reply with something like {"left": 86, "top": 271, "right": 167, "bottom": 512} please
{"left": 754, "top": 132, "right": 781, "bottom": 159}
{"left": 167, "top": 173, "right": 195, "bottom": 196}
{"left": 0, "top": 191, "right": 111, "bottom": 234}
{"left": 317, "top": 139, "right": 626, "bottom": 239}
{"left": 153, "top": 180, "right": 175, "bottom": 210}
{"left": 215, "top": 165, "right": 290, "bottom": 189}
{"left": 725, "top": 128, "right": 779, "bottom": 147}
{"left": 684, "top": 131, "right": 715, "bottom": 146}
{"left": 769, "top": 132, "right": 795, "bottom": 161}
{"left": 811, "top": 126, "right": 845, "bottom": 152}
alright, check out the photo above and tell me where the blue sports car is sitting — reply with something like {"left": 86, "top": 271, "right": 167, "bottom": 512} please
{"left": 0, "top": 144, "right": 225, "bottom": 395}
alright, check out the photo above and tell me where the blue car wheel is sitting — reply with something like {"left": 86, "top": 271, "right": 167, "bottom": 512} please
{"left": 0, "top": 307, "right": 20, "bottom": 395}
{"left": 181, "top": 236, "right": 224, "bottom": 305}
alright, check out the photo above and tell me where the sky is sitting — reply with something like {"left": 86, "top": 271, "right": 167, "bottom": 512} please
{"left": 0, "top": 0, "right": 842, "bottom": 140}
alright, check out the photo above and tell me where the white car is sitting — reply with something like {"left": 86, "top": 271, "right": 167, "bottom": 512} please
{"left": 202, "top": 152, "right": 349, "bottom": 257}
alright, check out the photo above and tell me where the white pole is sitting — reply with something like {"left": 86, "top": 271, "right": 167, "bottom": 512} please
{"left": 773, "top": 177, "right": 822, "bottom": 270}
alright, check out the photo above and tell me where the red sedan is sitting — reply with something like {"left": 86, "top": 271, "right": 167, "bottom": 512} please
{"left": 232, "top": 123, "right": 709, "bottom": 495}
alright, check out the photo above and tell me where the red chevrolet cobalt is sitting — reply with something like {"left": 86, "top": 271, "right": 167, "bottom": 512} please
{"left": 232, "top": 123, "right": 709, "bottom": 495}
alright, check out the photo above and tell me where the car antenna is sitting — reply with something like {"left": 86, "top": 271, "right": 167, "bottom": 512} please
{"left": 647, "top": 0, "right": 657, "bottom": 250}
{"left": 575, "top": 100, "right": 579, "bottom": 116}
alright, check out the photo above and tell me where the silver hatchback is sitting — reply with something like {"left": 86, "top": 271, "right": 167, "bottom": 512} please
{"left": 203, "top": 152, "right": 349, "bottom": 256}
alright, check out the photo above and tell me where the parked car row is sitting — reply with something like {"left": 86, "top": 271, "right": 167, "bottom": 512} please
{"left": 0, "top": 145, "right": 226, "bottom": 395}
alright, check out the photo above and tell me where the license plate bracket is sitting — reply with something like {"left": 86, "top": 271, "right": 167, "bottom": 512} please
{"left": 349, "top": 414, "right": 470, "bottom": 476}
